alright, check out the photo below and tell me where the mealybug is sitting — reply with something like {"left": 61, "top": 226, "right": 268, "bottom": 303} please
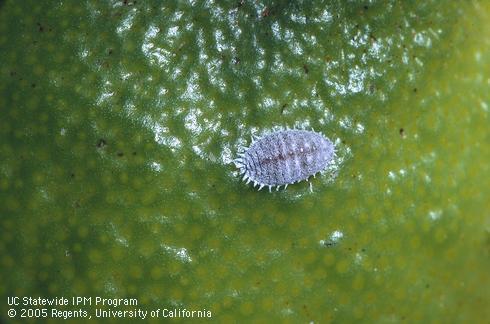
{"left": 234, "top": 129, "right": 336, "bottom": 192}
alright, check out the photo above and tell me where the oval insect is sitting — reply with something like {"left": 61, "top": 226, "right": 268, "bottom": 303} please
{"left": 234, "top": 129, "right": 336, "bottom": 192}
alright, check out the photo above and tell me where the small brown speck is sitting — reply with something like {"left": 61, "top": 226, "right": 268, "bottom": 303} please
{"left": 322, "top": 240, "right": 337, "bottom": 247}
{"left": 369, "top": 83, "right": 376, "bottom": 94}
{"left": 262, "top": 7, "right": 270, "bottom": 17}
{"left": 303, "top": 64, "right": 309, "bottom": 74}
{"left": 399, "top": 128, "right": 405, "bottom": 138}
{"left": 117, "top": 152, "right": 124, "bottom": 157}
{"left": 280, "top": 103, "right": 288, "bottom": 114}
{"left": 96, "top": 139, "right": 107, "bottom": 148}
{"left": 413, "top": 88, "right": 418, "bottom": 93}
{"left": 31, "top": 83, "right": 36, "bottom": 88}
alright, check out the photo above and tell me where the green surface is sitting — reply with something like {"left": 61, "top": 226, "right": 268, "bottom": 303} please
{"left": 1, "top": 0, "right": 489, "bottom": 322}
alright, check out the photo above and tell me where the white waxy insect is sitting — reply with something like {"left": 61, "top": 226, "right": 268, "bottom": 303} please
{"left": 234, "top": 129, "right": 335, "bottom": 192}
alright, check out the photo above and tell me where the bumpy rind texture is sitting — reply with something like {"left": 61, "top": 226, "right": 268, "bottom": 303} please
{"left": 237, "top": 130, "right": 335, "bottom": 188}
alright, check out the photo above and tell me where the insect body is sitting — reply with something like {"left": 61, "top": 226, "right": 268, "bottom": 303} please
{"left": 235, "top": 129, "right": 335, "bottom": 191}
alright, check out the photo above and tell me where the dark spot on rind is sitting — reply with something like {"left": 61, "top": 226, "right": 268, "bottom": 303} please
{"left": 262, "top": 7, "right": 270, "bottom": 17}
{"left": 280, "top": 103, "right": 288, "bottom": 114}
{"left": 96, "top": 139, "right": 107, "bottom": 148}
{"left": 322, "top": 241, "right": 336, "bottom": 247}
{"left": 399, "top": 128, "right": 405, "bottom": 138}
{"left": 369, "top": 83, "right": 376, "bottom": 94}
